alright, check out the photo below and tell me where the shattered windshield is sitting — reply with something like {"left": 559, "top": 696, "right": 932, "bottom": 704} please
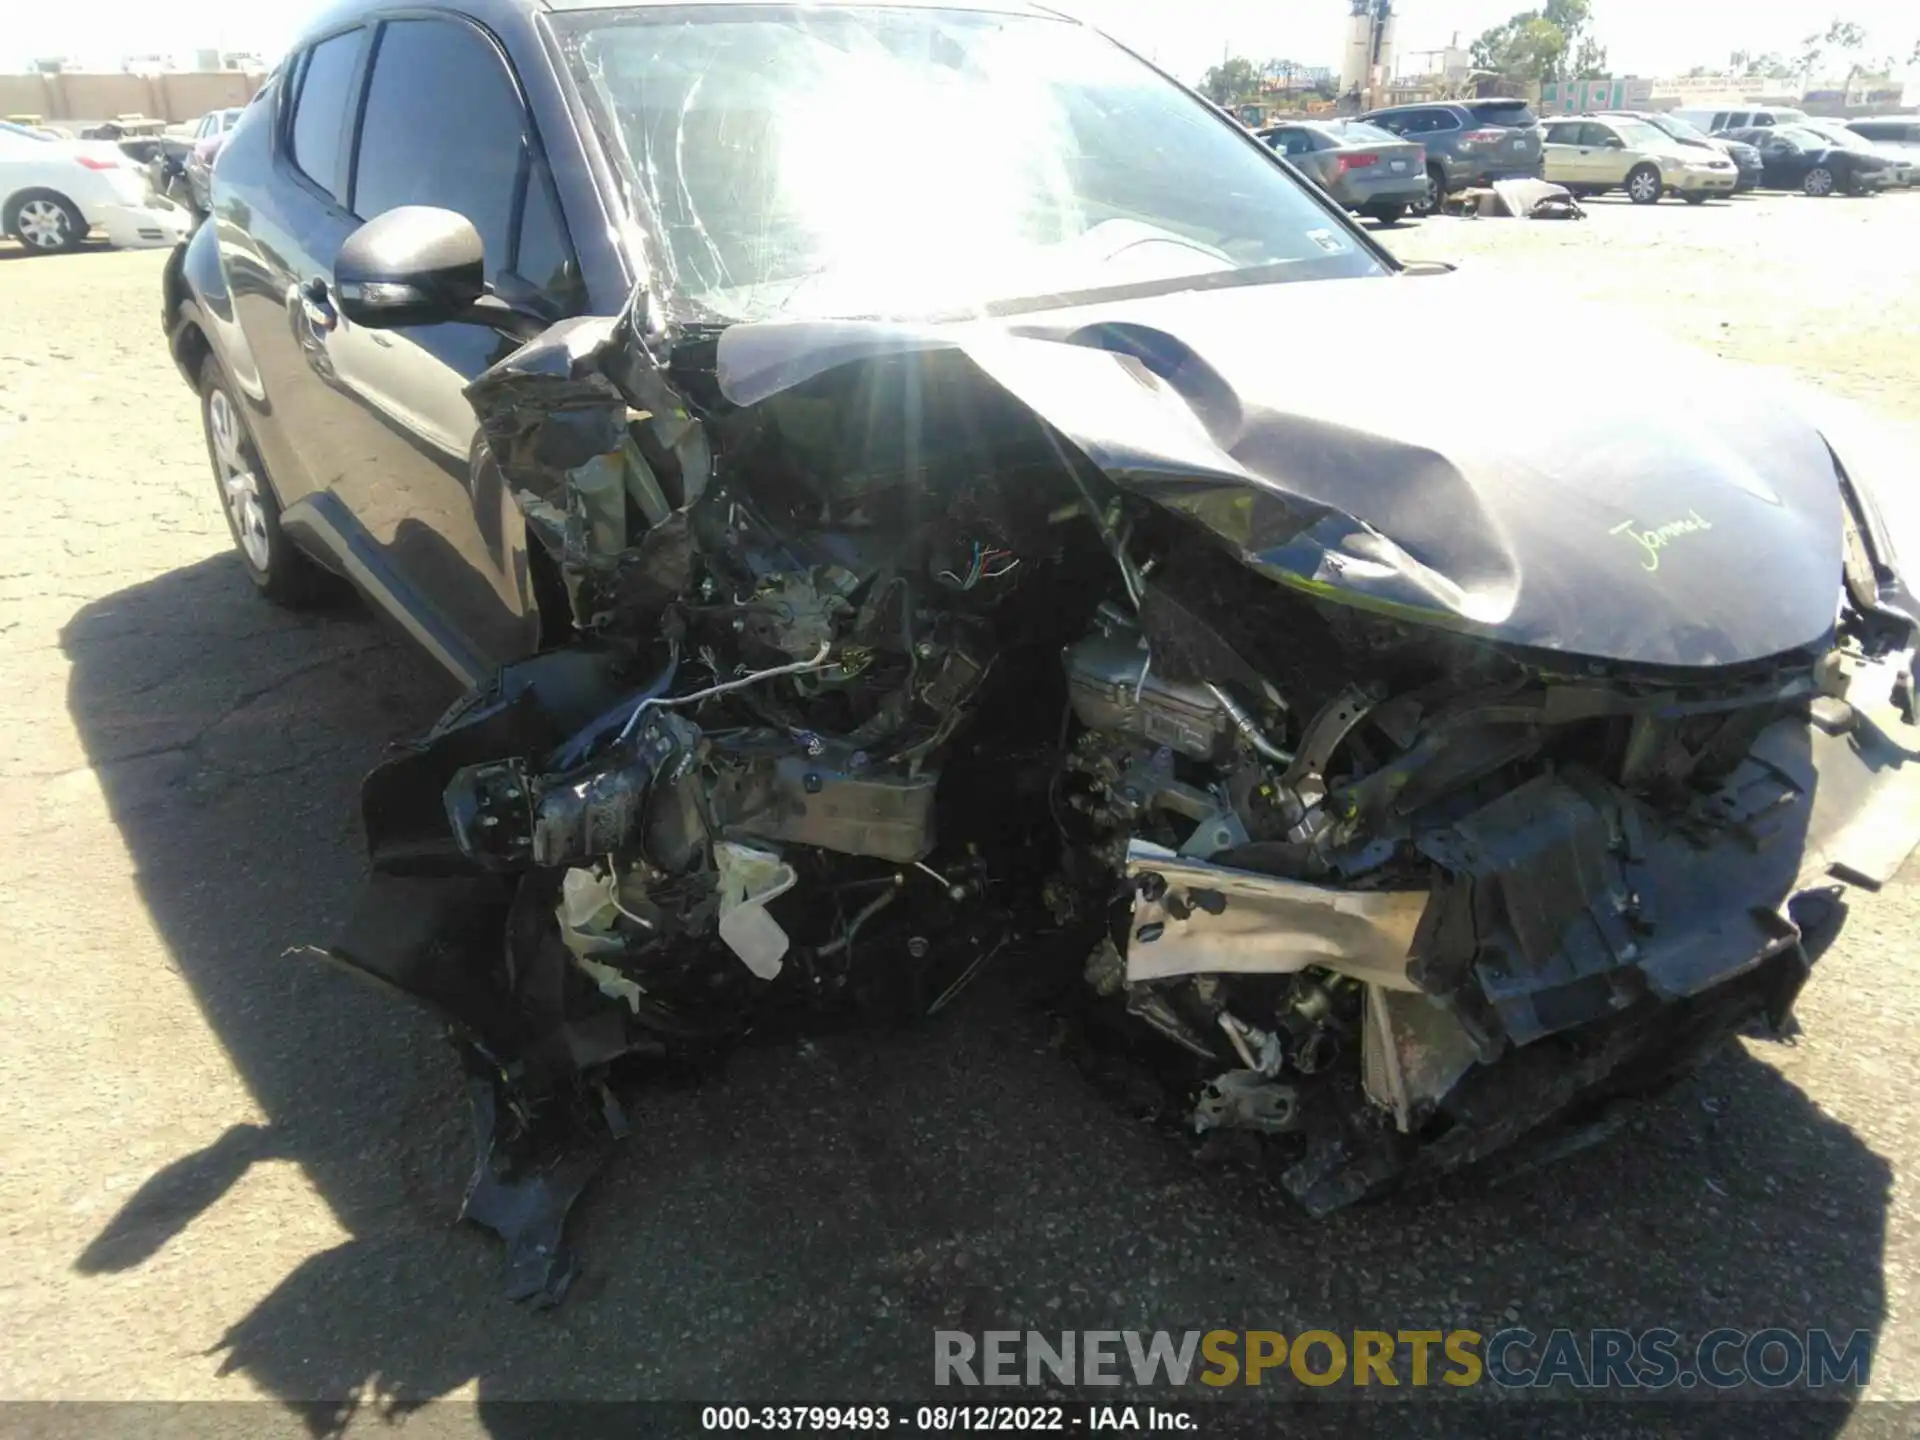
{"left": 557, "top": 5, "right": 1384, "bottom": 322}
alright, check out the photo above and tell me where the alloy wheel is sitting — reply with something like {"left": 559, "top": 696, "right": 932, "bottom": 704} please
{"left": 16, "top": 199, "right": 73, "bottom": 250}
{"left": 1629, "top": 171, "right": 1659, "bottom": 202}
{"left": 207, "top": 388, "right": 271, "bottom": 571}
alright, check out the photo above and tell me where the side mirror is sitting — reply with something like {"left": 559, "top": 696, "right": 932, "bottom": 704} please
{"left": 336, "top": 205, "right": 485, "bottom": 329}
{"left": 1603, "top": 136, "right": 1625, "bottom": 149}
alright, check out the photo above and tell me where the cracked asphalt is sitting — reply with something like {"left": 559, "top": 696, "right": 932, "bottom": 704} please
{"left": 3, "top": 192, "right": 1920, "bottom": 1435}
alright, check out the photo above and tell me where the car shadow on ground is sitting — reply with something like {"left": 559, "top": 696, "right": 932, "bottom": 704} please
{"left": 63, "top": 552, "right": 1890, "bottom": 1434}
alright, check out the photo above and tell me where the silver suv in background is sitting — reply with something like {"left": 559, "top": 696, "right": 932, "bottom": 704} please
{"left": 1670, "top": 105, "right": 1809, "bottom": 134}
{"left": 1359, "top": 98, "right": 1543, "bottom": 211}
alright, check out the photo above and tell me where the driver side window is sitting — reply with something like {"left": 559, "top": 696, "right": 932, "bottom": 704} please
{"left": 350, "top": 17, "right": 581, "bottom": 312}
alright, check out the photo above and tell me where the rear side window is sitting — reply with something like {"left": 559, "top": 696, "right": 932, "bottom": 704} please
{"left": 288, "top": 30, "right": 363, "bottom": 195}
{"left": 1544, "top": 121, "right": 1581, "bottom": 144}
{"left": 1268, "top": 128, "right": 1313, "bottom": 156}
{"left": 1467, "top": 100, "right": 1537, "bottom": 128}
{"left": 1749, "top": 114, "right": 1773, "bottom": 128}
{"left": 352, "top": 19, "right": 523, "bottom": 271}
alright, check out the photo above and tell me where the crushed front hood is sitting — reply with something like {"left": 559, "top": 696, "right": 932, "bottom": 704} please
{"left": 714, "top": 274, "right": 1846, "bottom": 669}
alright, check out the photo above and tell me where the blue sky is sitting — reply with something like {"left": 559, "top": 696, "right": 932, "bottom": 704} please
{"left": 13, "top": 0, "right": 1920, "bottom": 82}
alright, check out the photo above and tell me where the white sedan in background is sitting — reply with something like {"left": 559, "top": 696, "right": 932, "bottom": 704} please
{"left": 1, "top": 120, "right": 189, "bottom": 254}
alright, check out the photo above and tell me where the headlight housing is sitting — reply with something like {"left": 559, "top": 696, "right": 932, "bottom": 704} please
{"left": 1807, "top": 397, "right": 1920, "bottom": 637}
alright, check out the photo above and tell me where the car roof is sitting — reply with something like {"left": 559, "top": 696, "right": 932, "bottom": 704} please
{"left": 296, "top": 0, "right": 1059, "bottom": 44}
{"left": 543, "top": 0, "right": 1054, "bottom": 12}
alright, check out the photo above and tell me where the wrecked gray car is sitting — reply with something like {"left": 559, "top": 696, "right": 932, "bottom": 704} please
{"left": 166, "top": 0, "right": 1920, "bottom": 1303}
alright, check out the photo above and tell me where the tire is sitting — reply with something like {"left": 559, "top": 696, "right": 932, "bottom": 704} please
{"left": 1626, "top": 164, "right": 1663, "bottom": 205}
{"left": 199, "top": 356, "right": 331, "bottom": 606}
{"left": 1364, "top": 201, "right": 1407, "bottom": 226}
{"left": 1803, "top": 166, "right": 1835, "bottom": 197}
{"left": 1682, "top": 191, "right": 1708, "bottom": 205}
{"left": 1419, "top": 165, "right": 1445, "bottom": 214}
{"left": 3, "top": 188, "right": 87, "bottom": 253}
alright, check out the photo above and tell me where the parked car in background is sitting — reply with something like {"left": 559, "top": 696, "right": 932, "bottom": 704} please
{"left": 1847, "top": 118, "right": 1920, "bottom": 176}
{"left": 1598, "top": 109, "right": 1763, "bottom": 191}
{"left": 1793, "top": 120, "right": 1915, "bottom": 188}
{"left": 1672, "top": 105, "right": 1810, "bottom": 134}
{"left": 126, "top": 123, "right": 197, "bottom": 210}
{"left": 78, "top": 116, "right": 166, "bottom": 142}
{"left": 1721, "top": 125, "right": 1890, "bottom": 196}
{"left": 1258, "top": 119, "right": 1426, "bottom": 224}
{"left": 1540, "top": 115, "right": 1737, "bottom": 204}
{"left": 184, "top": 107, "right": 244, "bottom": 217}
{"left": 1358, "top": 98, "right": 1542, "bottom": 212}
{"left": 1, "top": 119, "right": 189, "bottom": 252}
{"left": 145, "top": 142, "right": 192, "bottom": 210}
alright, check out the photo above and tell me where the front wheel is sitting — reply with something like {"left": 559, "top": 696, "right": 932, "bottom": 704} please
{"left": 1626, "top": 165, "right": 1663, "bottom": 205}
{"left": 1803, "top": 166, "right": 1835, "bottom": 197}
{"left": 3, "top": 189, "right": 87, "bottom": 253}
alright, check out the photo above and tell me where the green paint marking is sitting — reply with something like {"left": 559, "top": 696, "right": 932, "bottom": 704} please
{"left": 1609, "top": 509, "right": 1713, "bottom": 572}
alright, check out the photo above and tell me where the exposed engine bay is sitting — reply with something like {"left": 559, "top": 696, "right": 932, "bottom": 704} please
{"left": 325, "top": 294, "right": 1920, "bottom": 1304}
